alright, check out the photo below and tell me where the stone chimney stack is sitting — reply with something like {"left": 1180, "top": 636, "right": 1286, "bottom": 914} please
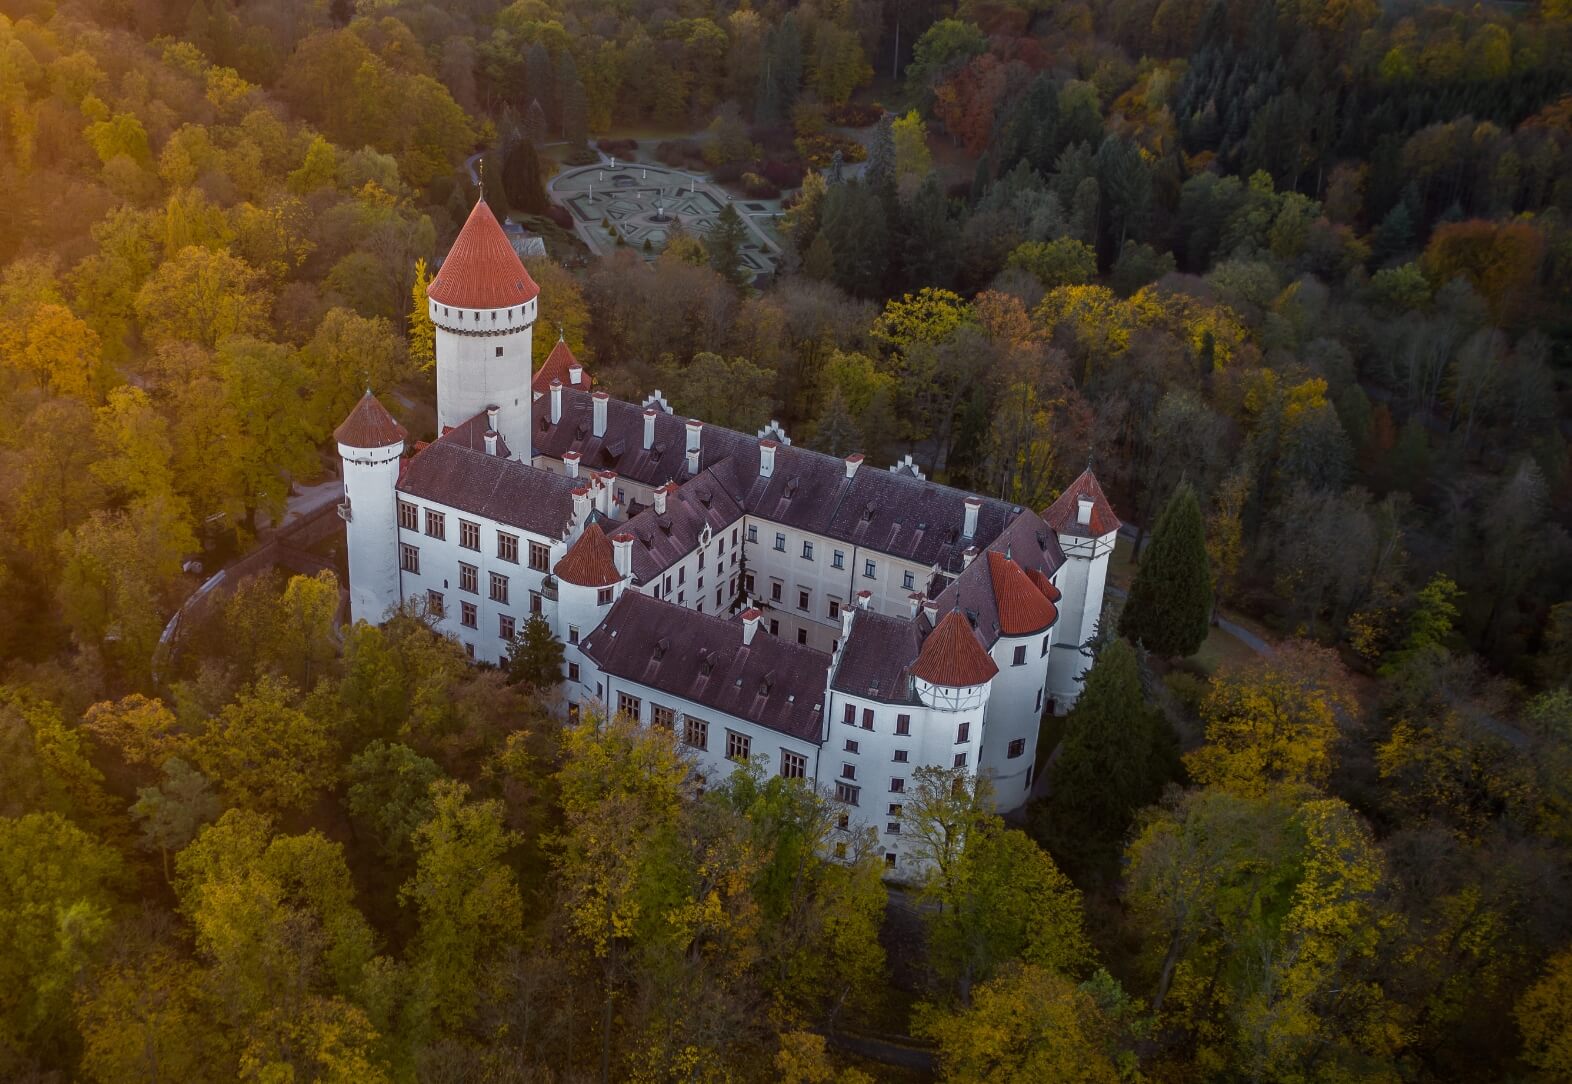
{"left": 908, "top": 592, "right": 923, "bottom": 618}
{"left": 643, "top": 408, "right": 657, "bottom": 450}
{"left": 685, "top": 420, "right": 703, "bottom": 473}
{"left": 653, "top": 482, "right": 674, "bottom": 515}
{"left": 592, "top": 391, "right": 609, "bottom": 438}
{"left": 563, "top": 450, "right": 581, "bottom": 478}
{"left": 856, "top": 589, "right": 872, "bottom": 610}
{"left": 571, "top": 485, "right": 590, "bottom": 525}
{"left": 962, "top": 545, "right": 978, "bottom": 569}
{"left": 483, "top": 430, "right": 498, "bottom": 456}
{"left": 1076, "top": 495, "right": 1094, "bottom": 526}
{"left": 963, "top": 496, "right": 982, "bottom": 539}
{"left": 741, "top": 607, "right": 761, "bottom": 645}
{"left": 759, "top": 439, "right": 777, "bottom": 479}
{"left": 612, "top": 532, "right": 633, "bottom": 577}
{"left": 486, "top": 403, "right": 500, "bottom": 433}
{"left": 922, "top": 598, "right": 939, "bottom": 623}
{"left": 550, "top": 379, "right": 563, "bottom": 424}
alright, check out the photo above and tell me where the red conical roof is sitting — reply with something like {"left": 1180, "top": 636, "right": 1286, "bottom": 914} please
{"left": 1042, "top": 468, "right": 1121, "bottom": 539}
{"left": 553, "top": 522, "right": 621, "bottom": 588}
{"left": 334, "top": 390, "right": 407, "bottom": 449}
{"left": 533, "top": 337, "right": 591, "bottom": 395}
{"left": 987, "top": 551, "right": 1058, "bottom": 635}
{"left": 427, "top": 200, "right": 540, "bottom": 310}
{"left": 910, "top": 610, "right": 999, "bottom": 688}
{"left": 1026, "top": 567, "right": 1062, "bottom": 604}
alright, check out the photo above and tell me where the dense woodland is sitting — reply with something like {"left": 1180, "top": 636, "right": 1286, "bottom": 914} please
{"left": 1, "top": 0, "right": 1571, "bottom": 1080}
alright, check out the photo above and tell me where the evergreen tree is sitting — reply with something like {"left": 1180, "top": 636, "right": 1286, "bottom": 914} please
{"left": 820, "top": 180, "right": 888, "bottom": 298}
{"left": 524, "top": 98, "right": 547, "bottom": 149}
{"left": 1030, "top": 639, "right": 1175, "bottom": 876}
{"left": 707, "top": 204, "right": 751, "bottom": 290}
{"left": 505, "top": 615, "right": 565, "bottom": 690}
{"left": 897, "top": 174, "right": 958, "bottom": 291}
{"left": 561, "top": 64, "right": 589, "bottom": 149}
{"left": 865, "top": 113, "right": 897, "bottom": 210}
{"left": 808, "top": 388, "right": 859, "bottom": 456}
{"left": 555, "top": 49, "right": 582, "bottom": 139}
{"left": 502, "top": 139, "right": 548, "bottom": 215}
{"left": 802, "top": 232, "right": 835, "bottom": 281}
{"left": 1120, "top": 482, "right": 1212, "bottom": 658}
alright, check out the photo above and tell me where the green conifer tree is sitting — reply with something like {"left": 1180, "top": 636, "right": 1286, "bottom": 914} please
{"left": 502, "top": 139, "right": 548, "bottom": 215}
{"left": 1120, "top": 482, "right": 1211, "bottom": 657}
{"left": 707, "top": 204, "right": 751, "bottom": 290}
{"left": 505, "top": 615, "right": 565, "bottom": 690}
{"left": 1030, "top": 639, "right": 1175, "bottom": 875}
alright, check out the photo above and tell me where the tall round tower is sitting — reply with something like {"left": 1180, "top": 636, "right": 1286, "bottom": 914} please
{"left": 1042, "top": 469, "right": 1121, "bottom": 712}
{"left": 428, "top": 200, "right": 539, "bottom": 459}
{"left": 335, "top": 391, "right": 408, "bottom": 625}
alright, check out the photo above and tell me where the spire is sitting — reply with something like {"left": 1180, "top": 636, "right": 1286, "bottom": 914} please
{"left": 1041, "top": 468, "right": 1121, "bottom": 539}
{"left": 987, "top": 551, "right": 1058, "bottom": 635}
{"left": 427, "top": 200, "right": 540, "bottom": 310}
{"left": 553, "top": 522, "right": 621, "bottom": 587}
{"left": 910, "top": 610, "right": 999, "bottom": 688}
{"left": 334, "top": 390, "right": 407, "bottom": 449}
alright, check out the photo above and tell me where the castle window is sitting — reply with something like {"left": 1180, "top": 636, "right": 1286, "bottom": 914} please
{"left": 684, "top": 716, "right": 708, "bottom": 751}
{"left": 893, "top": 749, "right": 908, "bottom": 763}
{"left": 495, "top": 346, "right": 503, "bottom": 357}
{"left": 835, "top": 842, "right": 847, "bottom": 858}
{"left": 890, "top": 777, "right": 905, "bottom": 793}
{"left": 862, "top": 708, "right": 874, "bottom": 730}
{"left": 888, "top": 804, "right": 903, "bottom": 817}
{"left": 774, "top": 532, "right": 786, "bottom": 552}
{"left": 829, "top": 599, "right": 840, "bottom": 619}
{"left": 747, "top": 525, "right": 757, "bottom": 543}
{"left": 797, "top": 629, "right": 807, "bottom": 645}
{"left": 802, "top": 541, "right": 813, "bottom": 560}
{"left": 845, "top": 738, "right": 859, "bottom": 753}
{"left": 528, "top": 542, "right": 550, "bottom": 571}
{"left": 459, "top": 563, "right": 478, "bottom": 593}
{"left": 427, "top": 590, "right": 444, "bottom": 617}
{"left": 400, "top": 544, "right": 419, "bottom": 574}
{"left": 678, "top": 568, "right": 685, "bottom": 585}
{"left": 780, "top": 750, "right": 806, "bottom": 779}
{"left": 1042, "top": 634, "right": 1050, "bottom": 657}
{"left": 886, "top": 823, "right": 901, "bottom": 835}
{"left": 499, "top": 614, "right": 515, "bottom": 640}
{"left": 726, "top": 730, "right": 751, "bottom": 761}
{"left": 863, "top": 559, "right": 876, "bottom": 579}
{"left": 530, "top": 592, "right": 542, "bottom": 615}
{"left": 459, "top": 520, "right": 480, "bottom": 550}
{"left": 885, "top": 853, "right": 896, "bottom": 868}
{"left": 425, "top": 509, "right": 445, "bottom": 539}
{"left": 568, "top": 662, "right": 579, "bottom": 682}
{"left": 769, "top": 619, "right": 778, "bottom": 635}
{"left": 465, "top": 642, "right": 474, "bottom": 658}
{"left": 1012, "top": 645, "right": 1026, "bottom": 666}
{"left": 617, "top": 692, "right": 641, "bottom": 721}
{"left": 798, "top": 589, "right": 809, "bottom": 611}
{"left": 771, "top": 581, "right": 782, "bottom": 602}
{"left": 698, "top": 552, "right": 705, "bottom": 571}
{"left": 652, "top": 704, "right": 675, "bottom": 730}
{"left": 497, "top": 532, "right": 519, "bottom": 563}
{"left": 953, "top": 752, "right": 967, "bottom": 769}
{"left": 896, "top": 713, "right": 911, "bottom": 735}
{"left": 956, "top": 722, "right": 970, "bottom": 744}
{"left": 836, "top": 813, "right": 850, "bottom": 830}
{"left": 597, "top": 587, "right": 614, "bottom": 605}
{"left": 834, "top": 782, "right": 860, "bottom": 807}
{"left": 568, "top": 625, "right": 579, "bottom": 644}
{"left": 842, "top": 763, "right": 856, "bottom": 780}
{"left": 832, "top": 550, "right": 844, "bottom": 569}
{"left": 902, "top": 571, "right": 915, "bottom": 590}
{"left": 398, "top": 501, "right": 418, "bottom": 531}
{"left": 490, "top": 572, "right": 509, "bottom": 604}
{"left": 460, "top": 601, "right": 477, "bottom": 628}
{"left": 843, "top": 704, "right": 856, "bottom": 725}
{"left": 1008, "top": 738, "right": 1026, "bottom": 759}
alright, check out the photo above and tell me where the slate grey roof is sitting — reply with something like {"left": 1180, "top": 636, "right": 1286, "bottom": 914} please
{"left": 830, "top": 608, "right": 927, "bottom": 704}
{"left": 622, "top": 467, "right": 746, "bottom": 583}
{"left": 399, "top": 438, "right": 579, "bottom": 540}
{"left": 535, "top": 388, "right": 1030, "bottom": 573}
{"left": 931, "top": 511, "right": 1066, "bottom": 649}
{"left": 582, "top": 591, "right": 829, "bottom": 742}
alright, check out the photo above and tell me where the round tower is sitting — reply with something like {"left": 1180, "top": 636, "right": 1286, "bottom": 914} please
{"left": 1042, "top": 469, "right": 1121, "bottom": 712}
{"left": 910, "top": 609, "right": 999, "bottom": 769}
{"left": 335, "top": 391, "right": 408, "bottom": 625}
{"left": 428, "top": 200, "right": 539, "bottom": 459}
{"left": 552, "top": 519, "right": 631, "bottom": 707}
{"left": 979, "top": 551, "right": 1059, "bottom": 810}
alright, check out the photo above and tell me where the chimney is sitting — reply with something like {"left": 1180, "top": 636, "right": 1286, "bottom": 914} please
{"left": 856, "top": 589, "right": 872, "bottom": 611}
{"left": 550, "top": 379, "right": 563, "bottom": 424}
{"left": 963, "top": 496, "right": 982, "bottom": 539}
{"left": 653, "top": 482, "right": 673, "bottom": 515}
{"left": 962, "top": 545, "right": 978, "bottom": 569}
{"left": 643, "top": 408, "right": 657, "bottom": 450}
{"left": 1076, "top": 495, "right": 1094, "bottom": 526}
{"left": 685, "top": 420, "right": 703, "bottom": 474}
{"left": 483, "top": 429, "right": 499, "bottom": 456}
{"left": 741, "top": 607, "right": 761, "bottom": 645}
{"left": 600, "top": 470, "right": 618, "bottom": 514}
{"left": 844, "top": 452, "right": 863, "bottom": 479}
{"left": 840, "top": 606, "right": 855, "bottom": 640}
{"left": 759, "top": 439, "right": 777, "bottom": 479}
{"left": 592, "top": 391, "right": 609, "bottom": 438}
{"left": 922, "top": 598, "right": 939, "bottom": 623}
{"left": 612, "top": 532, "right": 633, "bottom": 577}
{"left": 594, "top": 471, "right": 613, "bottom": 515}
{"left": 908, "top": 592, "right": 923, "bottom": 618}
{"left": 571, "top": 485, "right": 590, "bottom": 524}
{"left": 563, "top": 450, "right": 581, "bottom": 478}
{"left": 569, "top": 361, "right": 583, "bottom": 386}
{"left": 486, "top": 403, "right": 499, "bottom": 433}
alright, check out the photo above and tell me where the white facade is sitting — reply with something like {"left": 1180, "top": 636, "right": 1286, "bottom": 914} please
{"left": 339, "top": 432, "right": 405, "bottom": 625}
{"left": 1046, "top": 522, "right": 1117, "bottom": 712}
{"left": 431, "top": 295, "right": 536, "bottom": 458}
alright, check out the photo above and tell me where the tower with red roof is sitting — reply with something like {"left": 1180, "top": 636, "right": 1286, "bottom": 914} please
{"left": 428, "top": 200, "right": 541, "bottom": 460}
{"left": 1041, "top": 468, "right": 1122, "bottom": 711}
{"left": 335, "top": 390, "right": 408, "bottom": 624}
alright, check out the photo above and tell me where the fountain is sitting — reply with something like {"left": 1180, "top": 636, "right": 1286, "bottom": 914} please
{"left": 648, "top": 199, "right": 672, "bottom": 224}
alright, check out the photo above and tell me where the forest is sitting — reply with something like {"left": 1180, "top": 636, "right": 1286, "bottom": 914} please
{"left": 0, "top": 0, "right": 1570, "bottom": 1079}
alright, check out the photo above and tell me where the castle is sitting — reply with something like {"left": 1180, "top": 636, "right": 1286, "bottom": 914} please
{"left": 335, "top": 201, "right": 1118, "bottom": 874}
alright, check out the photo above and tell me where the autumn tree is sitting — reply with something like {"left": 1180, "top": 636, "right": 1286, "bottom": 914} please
{"left": 190, "top": 675, "right": 336, "bottom": 813}
{"left": 409, "top": 258, "right": 436, "bottom": 371}
{"left": 1516, "top": 947, "right": 1572, "bottom": 1078}
{"left": 345, "top": 741, "right": 443, "bottom": 864}
{"left": 1120, "top": 483, "right": 1212, "bottom": 658}
{"left": 134, "top": 246, "right": 271, "bottom": 348}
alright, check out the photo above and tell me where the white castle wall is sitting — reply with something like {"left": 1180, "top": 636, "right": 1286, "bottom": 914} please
{"left": 340, "top": 436, "right": 404, "bottom": 625}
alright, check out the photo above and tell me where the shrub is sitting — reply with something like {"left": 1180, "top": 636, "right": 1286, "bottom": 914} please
{"left": 760, "top": 159, "right": 806, "bottom": 188}
{"left": 742, "top": 173, "right": 780, "bottom": 199}
{"left": 595, "top": 137, "right": 639, "bottom": 158}
{"left": 793, "top": 133, "right": 866, "bottom": 169}
{"left": 824, "top": 101, "right": 883, "bottom": 128}
{"left": 546, "top": 205, "right": 573, "bottom": 229}
{"left": 710, "top": 161, "right": 745, "bottom": 184}
{"left": 748, "top": 124, "right": 797, "bottom": 155}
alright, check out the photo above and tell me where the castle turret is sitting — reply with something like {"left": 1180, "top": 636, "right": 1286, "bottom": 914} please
{"left": 980, "top": 551, "right": 1058, "bottom": 809}
{"left": 335, "top": 391, "right": 407, "bottom": 624}
{"left": 1042, "top": 469, "right": 1121, "bottom": 712}
{"left": 428, "top": 201, "right": 539, "bottom": 459}
{"left": 553, "top": 521, "right": 630, "bottom": 708}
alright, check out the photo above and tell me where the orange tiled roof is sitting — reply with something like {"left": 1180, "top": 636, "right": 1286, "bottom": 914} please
{"left": 910, "top": 610, "right": 999, "bottom": 688}
{"left": 1025, "top": 567, "right": 1062, "bottom": 604}
{"left": 428, "top": 201, "right": 540, "bottom": 310}
{"left": 333, "top": 391, "right": 407, "bottom": 449}
{"left": 553, "top": 522, "right": 621, "bottom": 587}
{"left": 987, "top": 551, "right": 1058, "bottom": 635}
{"left": 1042, "top": 468, "right": 1121, "bottom": 539}
{"left": 533, "top": 338, "right": 591, "bottom": 395}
